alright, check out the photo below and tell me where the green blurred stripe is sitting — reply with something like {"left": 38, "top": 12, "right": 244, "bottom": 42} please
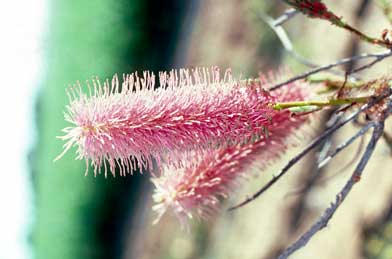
{"left": 32, "top": 1, "right": 192, "bottom": 258}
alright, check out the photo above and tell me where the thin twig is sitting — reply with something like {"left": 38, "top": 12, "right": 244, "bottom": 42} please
{"left": 350, "top": 52, "right": 391, "bottom": 74}
{"left": 282, "top": 0, "right": 392, "bottom": 48}
{"left": 283, "top": 120, "right": 370, "bottom": 198}
{"left": 269, "top": 50, "right": 392, "bottom": 91}
{"left": 354, "top": 116, "right": 392, "bottom": 155}
{"left": 317, "top": 122, "right": 374, "bottom": 168}
{"left": 317, "top": 113, "right": 343, "bottom": 164}
{"left": 277, "top": 98, "right": 392, "bottom": 258}
{"left": 277, "top": 121, "right": 385, "bottom": 259}
{"left": 256, "top": 11, "right": 318, "bottom": 68}
{"left": 229, "top": 89, "right": 392, "bottom": 211}
{"left": 317, "top": 135, "right": 365, "bottom": 186}
{"left": 229, "top": 111, "right": 355, "bottom": 210}
{"left": 273, "top": 8, "right": 299, "bottom": 26}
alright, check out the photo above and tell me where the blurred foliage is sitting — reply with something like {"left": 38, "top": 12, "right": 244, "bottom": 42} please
{"left": 376, "top": 0, "right": 392, "bottom": 24}
{"left": 251, "top": 0, "right": 286, "bottom": 70}
{"left": 364, "top": 211, "right": 392, "bottom": 259}
{"left": 32, "top": 0, "right": 192, "bottom": 258}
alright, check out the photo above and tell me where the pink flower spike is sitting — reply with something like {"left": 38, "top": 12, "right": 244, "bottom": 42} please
{"left": 152, "top": 79, "right": 310, "bottom": 223}
{"left": 56, "top": 67, "right": 280, "bottom": 177}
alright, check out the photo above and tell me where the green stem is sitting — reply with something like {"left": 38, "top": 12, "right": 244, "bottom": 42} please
{"left": 273, "top": 96, "right": 369, "bottom": 110}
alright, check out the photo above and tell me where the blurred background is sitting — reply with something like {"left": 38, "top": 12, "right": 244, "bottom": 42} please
{"left": 2, "top": 0, "right": 392, "bottom": 258}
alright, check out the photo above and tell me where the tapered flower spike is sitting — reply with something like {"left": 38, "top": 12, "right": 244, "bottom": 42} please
{"left": 151, "top": 78, "right": 310, "bottom": 223}
{"left": 57, "top": 67, "right": 281, "bottom": 177}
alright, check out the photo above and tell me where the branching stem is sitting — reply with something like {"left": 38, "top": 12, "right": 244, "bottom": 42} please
{"left": 229, "top": 88, "right": 392, "bottom": 211}
{"left": 269, "top": 50, "right": 392, "bottom": 91}
{"left": 277, "top": 121, "right": 385, "bottom": 259}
